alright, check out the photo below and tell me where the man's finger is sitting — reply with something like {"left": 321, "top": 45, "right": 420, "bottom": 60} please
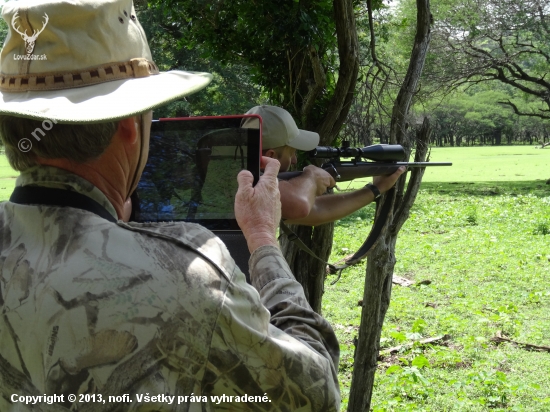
{"left": 261, "top": 157, "right": 281, "bottom": 178}
{"left": 260, "top": 156, "right": 269, "bottom": 169}
{"left": 237, "top": 169, "right": 254, "bottom": 188}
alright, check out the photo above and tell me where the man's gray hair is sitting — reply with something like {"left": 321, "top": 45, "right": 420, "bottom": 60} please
{"left": 0, "top": 115, "right": 118, "bottom": 171}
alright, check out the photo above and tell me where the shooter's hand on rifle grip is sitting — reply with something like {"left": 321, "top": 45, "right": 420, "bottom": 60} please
{"left": 373, "top": 165, "right": 407, "bottom": 193}
{"left": 302, "top": 165, "right": 336, "bottom": 196}
{"left": 236, "top": 156, "right": 282, "bottom": 253}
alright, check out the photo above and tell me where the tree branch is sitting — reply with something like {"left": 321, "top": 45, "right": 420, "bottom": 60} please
{"left": 392, "top": 117, "right": 431, "bottom": 234}
{"left": 498, "top": 100, "right": 550, "bottom": 119}
{"left": 316, "top": 0, "right": 359, "bottom": 144}
{"left": 301, "top": 46, "right": 326, "bottom": 122}
{"left": 366, "top": 0, "right": 378, "bottom": 64}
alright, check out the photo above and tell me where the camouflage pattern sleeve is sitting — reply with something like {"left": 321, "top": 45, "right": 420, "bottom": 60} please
{"left": 203, "top": 245, "right": 340, "bottom": 411}
{"left": 250, "top": 245, "right": 340, "bottom": 371}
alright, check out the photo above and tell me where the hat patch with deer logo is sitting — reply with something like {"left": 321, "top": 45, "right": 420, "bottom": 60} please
{"left": 12, "top": 11, "right": 49, "bottom": 59}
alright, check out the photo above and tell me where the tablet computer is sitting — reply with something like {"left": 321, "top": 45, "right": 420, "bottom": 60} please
{"left": 132, "top": 115, "right": 262, "bottom": 231}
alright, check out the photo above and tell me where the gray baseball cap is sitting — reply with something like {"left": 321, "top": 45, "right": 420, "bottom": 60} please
{"left": 244, "top": 105, "right": 319, "bottom": 150}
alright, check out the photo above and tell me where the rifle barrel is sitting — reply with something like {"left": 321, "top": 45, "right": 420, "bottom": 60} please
{"left": 394, "top": 162, "right": 452, "bottom": 167}
{"left": 277, "top": 161, "right": 452, "bottom": 181}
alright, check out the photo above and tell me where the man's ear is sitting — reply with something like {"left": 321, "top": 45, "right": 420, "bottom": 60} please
{"left": 264, "top": 149, "right": 278, "bottom": 159}
{"left": 116, "top": 116, "right": 139, "bottom": 145}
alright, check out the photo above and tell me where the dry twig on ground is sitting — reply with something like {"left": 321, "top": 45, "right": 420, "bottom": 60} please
{"left": 491, "top": 331, "right": 550, "bottom": 353}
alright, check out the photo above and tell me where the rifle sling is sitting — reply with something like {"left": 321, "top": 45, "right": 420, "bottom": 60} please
{"left": 279, "top": 221, "right": 339, "bottom": 273}
{"left": 280, "top": 187, "right": 396, "bottom": 283}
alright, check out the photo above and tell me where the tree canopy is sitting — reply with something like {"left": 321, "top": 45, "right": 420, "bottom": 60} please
{"left": 137, "top": 5, "right": 262, "bottom": 117}
{"left": 430, "top": 0, "right": 550, "bottom": 119}
{"left": 340, "top": 0, "right": 550, "bottom": 148}
{"left": 145, "top": 0, "right": 364, "bottom": 144}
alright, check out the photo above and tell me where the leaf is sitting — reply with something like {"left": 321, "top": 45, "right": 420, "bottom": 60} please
{"left": 386, "top": 365, "right": 402, "bottom": 375}
{"left": 411, "top": 355, "right": 431, "bottom": 369}
{"left": 411, "top": 318, "right": 427, "bottom": 333}
{"left": 390, "top": 331, "right": 407, "bottom": 342}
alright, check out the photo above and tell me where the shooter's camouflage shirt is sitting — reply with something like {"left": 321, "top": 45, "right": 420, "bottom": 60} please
{"left": 0, "top": 166, "right": 340, "bottom": 412}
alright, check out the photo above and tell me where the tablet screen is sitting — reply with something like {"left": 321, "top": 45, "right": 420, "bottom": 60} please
{"left": 133, "top": 115, "right": 261, "bottom": 230}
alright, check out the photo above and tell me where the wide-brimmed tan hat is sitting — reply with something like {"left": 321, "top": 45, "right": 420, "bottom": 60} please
{"left": 244, "top": 105, "right": 319, "bottom": 151}
{"left": 0, "top": 0, "right": 212, "bottom": 123}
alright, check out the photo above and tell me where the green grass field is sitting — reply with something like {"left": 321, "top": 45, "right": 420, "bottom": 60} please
{"left": 326, "top": 146, "right": 550, "bottom": 411}
{"left": 0, "top": 152, "right": 17, "bottom": 201}
{"left": 421, "top": 145, "right": 548, "bottom": 182}
{"left": 0, "top": 146, "right": 549, "bottom": 411}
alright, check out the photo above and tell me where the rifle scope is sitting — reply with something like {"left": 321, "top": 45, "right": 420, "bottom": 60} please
{"left": 309, "top": 144, "right": 406, "bottom": 162}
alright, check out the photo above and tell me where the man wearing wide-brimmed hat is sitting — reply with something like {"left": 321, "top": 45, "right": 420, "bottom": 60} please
{"left": 0, "top": 1, "right": 340, "bottom": 410}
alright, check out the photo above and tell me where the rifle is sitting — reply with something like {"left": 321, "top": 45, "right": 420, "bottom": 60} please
{"left": 278, "top": 143, "right": 452, "bottom": 181}
{"left": 276, "top": 142, "right": 452, "bottom": 279}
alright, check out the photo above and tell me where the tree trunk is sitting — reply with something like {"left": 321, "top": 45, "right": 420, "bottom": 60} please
{"left": 281, "top": 0, "right": 359, "bottom": 313}
{"left": 347, "top": 0, "right": 432, "bottom": 409}
{"left": 494, "top": 128, "right": 502, "bottom": 145}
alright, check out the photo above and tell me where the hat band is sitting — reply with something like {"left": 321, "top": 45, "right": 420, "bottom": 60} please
{"left": 0, "top": 57, "right": 159, "bottom": 92}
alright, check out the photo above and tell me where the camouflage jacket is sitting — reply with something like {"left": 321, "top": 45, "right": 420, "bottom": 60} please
{"left": 0, "top": 166, "right": 340, "bottom": 412}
